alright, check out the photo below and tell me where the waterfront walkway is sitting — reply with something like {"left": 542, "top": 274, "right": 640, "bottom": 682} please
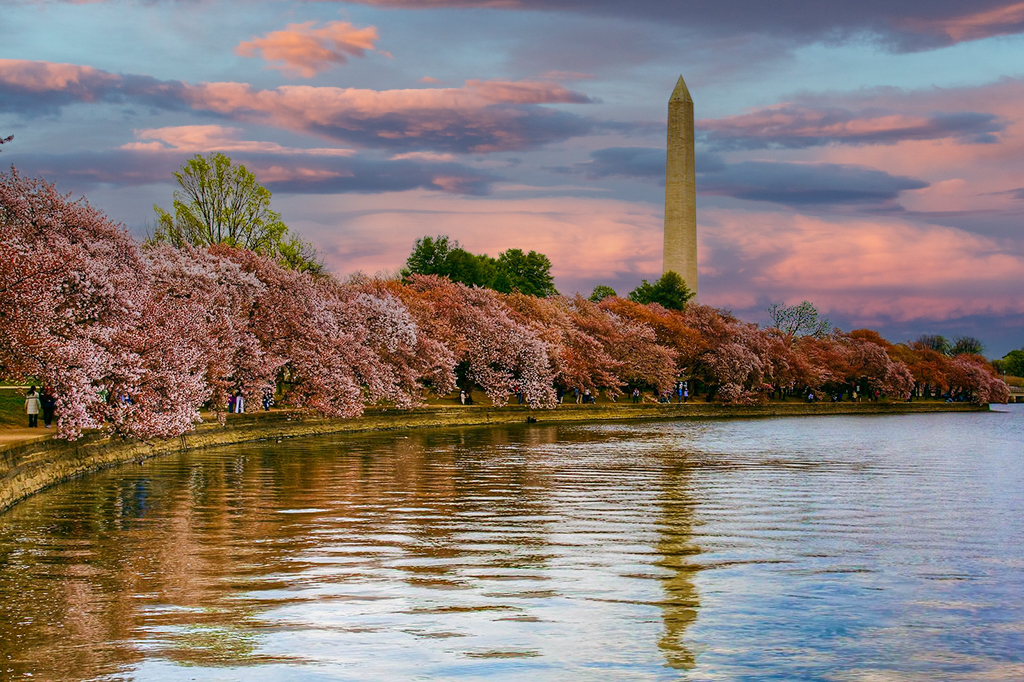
{"left": 0, "top": 398, "right": 994, "bottom": 449}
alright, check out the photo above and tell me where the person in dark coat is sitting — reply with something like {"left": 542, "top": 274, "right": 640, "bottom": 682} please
{"left": 40, "top": 387, "right": 57, "bottom": 428}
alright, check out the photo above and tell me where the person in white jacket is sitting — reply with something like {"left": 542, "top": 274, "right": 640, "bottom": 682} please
{"left": 25, "top": 386, "right": 41, "bottom": 428}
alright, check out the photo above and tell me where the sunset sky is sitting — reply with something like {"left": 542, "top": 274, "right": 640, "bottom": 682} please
{"left": 3, "top": 0, "right": 1024, "bottom": 356}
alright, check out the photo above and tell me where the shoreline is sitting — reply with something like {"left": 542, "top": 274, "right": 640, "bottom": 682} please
{"left": 0, "top": 401, "right": 990, "bottom": 514}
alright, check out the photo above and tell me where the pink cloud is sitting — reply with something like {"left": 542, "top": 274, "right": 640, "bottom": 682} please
{"left": 275, "top": 192, "right": 664, "bottom": 283}
{"left": 121, "top": 125, "right": 355, "bottom": 156}
{"left": 699, "top": 208, "right": 1024, "bottom": 321}
{"left": 464, "top": 78, "right": 592, "bottom": 104}
{"left": 799, "top": 81, "right": 1024, "bottom": 201}
{"left": 176, "top": 78, "right": 593, "bottom": 151}
{"left": 0, "top": 60, "right": 594, "bottom": 153}
{"left": 0, "top": 59, "right": 115, "bottom": 91}
{"left": 902, "top": 2, "right": 1024, "bottom": 42}
{"left": 704, "top": 78, "right": 1024, "bottom": 217}
{"left": 390, "top": 151, "right": 456, "bottom": 161}
{"left": 697, "top": 104, "right": 1004, "bottom": 149}
{"left": 0, "top": 58, "right": 120, "bottom": 101}
{"left": 254, "top": 165, "right": 354, "bottom": 183}
{"left": 235, "top": 21, "right": 380, "bottom": 78}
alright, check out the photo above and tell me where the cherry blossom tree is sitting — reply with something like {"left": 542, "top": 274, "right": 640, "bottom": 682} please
{"left": 143, "top": 244, "right": 282, "bottom": 419}
{"left": 947, "top": 355, "right": 1010, "bottom": 404}
{"left": 574, "top": 296, "right": 676, "bottom": 394}
{"left": 504, "top": 293, "right": 623, "bottom": 396}
{"left": 1, "top": 170, "right": 219, "bottom": 439}
{"left": 394, "top": 276, "right": 556, "bottom": 407}
{"left": 1, "top": 169, "right": 147, "bottom": 438}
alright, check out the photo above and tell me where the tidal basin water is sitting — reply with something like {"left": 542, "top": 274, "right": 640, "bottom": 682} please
{"left": 1, "top": 406, "right": 1022, "bottom": 681}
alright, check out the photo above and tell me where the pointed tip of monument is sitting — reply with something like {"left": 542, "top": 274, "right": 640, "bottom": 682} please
{"left": 670, "top": 75, "right": 692, "bottom": 103}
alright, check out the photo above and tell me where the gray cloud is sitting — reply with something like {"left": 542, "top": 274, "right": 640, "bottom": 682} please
{"left": 555, "top": 146, "right": 724, "bottom": 180}
{"left": 699, "top": 161, "right": 929, "bottom": 206}
{"left": 337, "top": 0, "right": 1024, "bottom": 50}
{"left": 556, "top": 147, "right": 928, "bottom": 206}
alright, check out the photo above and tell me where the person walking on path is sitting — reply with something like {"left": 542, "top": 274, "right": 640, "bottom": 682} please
{"left": 25, "top": 386, "right": 41, "bottom": 428}
{"left": 40, "top": 387, "right": 57, "bottom": 428}
{"left": 632, "top": 388, "right": 640, "bottom": 404}
{"left": 233, "top": 391, "right": 246, "bottom": 414}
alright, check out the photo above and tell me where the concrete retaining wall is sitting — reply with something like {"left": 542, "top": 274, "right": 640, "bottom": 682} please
{"left": 0, "top": 401, "right": 988, "bottom": 514}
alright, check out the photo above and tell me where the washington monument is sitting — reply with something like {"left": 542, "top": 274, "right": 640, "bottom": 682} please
{"left": 663, "top": 75, "right": 698, "bottom": 300}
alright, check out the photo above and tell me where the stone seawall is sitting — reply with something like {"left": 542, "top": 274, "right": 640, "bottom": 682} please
{"left": 0, "top": 401, "right": 988, "bottom": 514}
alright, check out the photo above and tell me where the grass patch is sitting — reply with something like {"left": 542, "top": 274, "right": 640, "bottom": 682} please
{"left": 0, "top": 392, "right": 26, "bottom": 428}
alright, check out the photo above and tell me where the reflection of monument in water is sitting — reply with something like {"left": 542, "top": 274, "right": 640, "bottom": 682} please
{"left": 663, "top": 75, "right": 698, "bottom": 301}
{"left": 656, "top": 461, "right": 701, "bottom": 669}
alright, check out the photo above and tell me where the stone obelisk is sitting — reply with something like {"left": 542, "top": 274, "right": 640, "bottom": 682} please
{"left": 663, "top": 75, "right": 698, "bottom": 300}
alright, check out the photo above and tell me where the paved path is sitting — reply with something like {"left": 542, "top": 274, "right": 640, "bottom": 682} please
{"left": 0, "top": 427, "right": 52, "bottom": 447}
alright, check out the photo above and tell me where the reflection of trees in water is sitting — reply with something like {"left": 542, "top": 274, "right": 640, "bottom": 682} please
{"left": 0, "top": 449, "right": 295, "bottom": 679}
{"left": 655, "top": 461, "right": 700, "bottom": 670}
{"left": 0, "top": 424, "right": 564, "bottom": 678}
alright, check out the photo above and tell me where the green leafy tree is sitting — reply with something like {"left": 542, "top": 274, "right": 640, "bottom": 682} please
{"left": 277, "top": 234, "right": 326, "bottom": 277}
{"left": 767, "top": 300, "right": 830, "bottom": 338}
{"left": 402, "top": 235, "right": 497, "bottom": 288}
{"left": 492, "top": 248, "right": 557, "bottom": 297}
{"left": 403, "top": 237, "right": 555, "bottom": 295}
{"left": 998, "top": 349, "right": 1024, "bottom": 377}
{"left": 589, "top": 285, "right": 617, "bottom": 303}
{"left": 628, "top": 271, "right": 693, "bottom": 311}
{"left": 447, "top": 249, "right": 497, "bottom": 288}
{"left": 404, "top": 235, "right": 456, "bottom": 276}
{"left": 949, "top": 335, "right": 984, "bottom": 356}
{"left": 153, "top": 153, "right": 323, "bottom": 273}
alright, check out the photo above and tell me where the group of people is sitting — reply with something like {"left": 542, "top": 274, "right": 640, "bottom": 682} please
{"left": 568, "top": 388, "right": 595, "bottom": 404}
{"left": 226, "top": 389, "right": 276, "bottom": 413}
{"left": 22, "top": 384, "right": 274, "bottom": 432}
{"left": 657, "top": 382, "right": 690, "bottom": 404}
{"left": 23, "top": 386, "right": 57, "bottom": 428}
{"left": 228, "top": 391, "right": 246, "bottom": 413}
